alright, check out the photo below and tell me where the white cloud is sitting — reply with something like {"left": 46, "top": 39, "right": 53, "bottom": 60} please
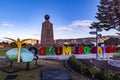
{"left": 55, "top": 20, "right": 93, "bottom": 31}
{"left": 54, "top": 20, "right": 93, "bottom": 39}
{"left": 69, "top": 20, "right": 93, "bottom": 28}
{"left": 6, "top": 31, "right": 12, "bottom": 34}
{"left": 0, "top": 22, "right": 13, "bottom": 27}
{"left": 2, "top": 23, "right": 13, "bottom": 27}
{"left": 34, "top": 33, "right": 40, "bottom": 36}
{"left": 55, "top": 26, "right": 72, "bottom": 31}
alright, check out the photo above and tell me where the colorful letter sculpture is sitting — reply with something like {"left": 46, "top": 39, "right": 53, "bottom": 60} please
{"left": 5, "top": 48, "right": 34, "bottom": 62}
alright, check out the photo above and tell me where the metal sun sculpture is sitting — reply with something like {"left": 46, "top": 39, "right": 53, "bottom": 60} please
{"left": 5, "top": 37, "right": 32, "bottom": 62}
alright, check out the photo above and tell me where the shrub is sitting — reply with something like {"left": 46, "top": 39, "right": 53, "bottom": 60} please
{"left": 79, "top": 63, "right": 88, "bottom": 74}
{"left": 113, "top": 53, "right": 120, "bottom": 58}
{"left": 69, "top": 55, "right": 79, "bottom": 66}
{"left": 116, "top": 47, "right": 120, "bottom": 52}
{"left": 116, "top": 73, "right": 120, "bottom": 79}
{"left": 68, "top": 55, "right": 88, "bottom": 74}
{"left": 68, "top": 55, "right": 80, "bottom": 70}
{"left": 88, "top": 66, "right": 101, "bottom": 78}
{"left": 103, "top": 70, "right": 115, "bottom": 80}
{"left": 69, "top": 55, "right": 76, "bottom": 60}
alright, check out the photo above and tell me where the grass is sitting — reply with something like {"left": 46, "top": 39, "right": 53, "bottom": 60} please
{"left": 0, "top": 71, "right": 6, "bottom": 80}
{"left": 0, "top": 52, "right": 6, "bottom": 56}
{"left": 0, "top": 48, "right": 10, "bottom": 56}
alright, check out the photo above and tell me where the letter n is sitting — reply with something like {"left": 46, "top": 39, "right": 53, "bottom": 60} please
{"left": 46, "top": 47, "right": 55, "bottom": 55}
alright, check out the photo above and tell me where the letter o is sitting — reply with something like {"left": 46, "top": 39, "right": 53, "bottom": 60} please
{"left": 84, "top": 46, "right": 90, "bottom": 54}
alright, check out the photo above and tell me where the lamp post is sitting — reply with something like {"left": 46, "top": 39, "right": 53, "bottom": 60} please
{"left": 96, "top": 28, "right": 98, "bottom": 59}
{"left": 90, "top": 27, "right": 102, "bottom": 59}
{"left": 89, "top": 30, "right": 98, "bottom": 59}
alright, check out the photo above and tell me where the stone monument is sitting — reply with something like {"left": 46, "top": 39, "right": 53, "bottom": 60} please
{"left": 41, "top": 15, "right": 55, "bottom": 47}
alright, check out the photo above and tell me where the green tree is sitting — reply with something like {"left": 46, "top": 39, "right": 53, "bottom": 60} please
{"left": 90, "top": 0, "right": 120, "bottom": 31}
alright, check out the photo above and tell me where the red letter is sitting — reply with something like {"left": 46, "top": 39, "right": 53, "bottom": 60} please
{"left": 106, "top": 46, "right": 116, "bottom": 53}
{"left": 90, "top": 46, "right": 97, "bottom": 54}
{"left": 55, "top": 47, "right": 62, "bottom": 55}
{"left": 38, "top": 47, "right": 46, "bottom": 55}
{"left": 75, "top": 46, "right": 84, "bottom": 54}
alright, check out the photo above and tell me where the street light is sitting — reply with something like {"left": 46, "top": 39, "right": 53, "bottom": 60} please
{"left": 89, "top": 28, "right": 102, "bottom": 59}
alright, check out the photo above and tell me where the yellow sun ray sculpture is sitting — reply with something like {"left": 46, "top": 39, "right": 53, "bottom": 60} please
{"left": 5, "top": 37, "right": 32, "bottom": 62}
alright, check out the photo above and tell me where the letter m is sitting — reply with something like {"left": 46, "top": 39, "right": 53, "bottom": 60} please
{"left": 62, "top": 46, "right": 72, "bottom": 55}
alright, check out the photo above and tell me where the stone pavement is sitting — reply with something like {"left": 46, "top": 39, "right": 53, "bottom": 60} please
{"left": 42, "top": 69, "right": 72, "bottom": 80}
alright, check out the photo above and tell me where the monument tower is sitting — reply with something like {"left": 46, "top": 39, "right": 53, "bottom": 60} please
{"left": 41, "top": 15, "right": 55, "bottom": 47}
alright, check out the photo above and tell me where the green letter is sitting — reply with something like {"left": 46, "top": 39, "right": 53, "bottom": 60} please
{"left": 46, "top": 47, "right": 55, "bottom": 55}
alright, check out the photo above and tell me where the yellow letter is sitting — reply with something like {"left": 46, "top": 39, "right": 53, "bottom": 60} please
{"left": 62, "top": 46, "right": 72, "bottom": 55}
{"left": 98, "top": 46, "right": 102, "bottom": 54}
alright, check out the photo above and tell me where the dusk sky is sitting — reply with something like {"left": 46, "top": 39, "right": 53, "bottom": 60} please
{"left": 0, "top": 0, "right": 118, "bottom": 41}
